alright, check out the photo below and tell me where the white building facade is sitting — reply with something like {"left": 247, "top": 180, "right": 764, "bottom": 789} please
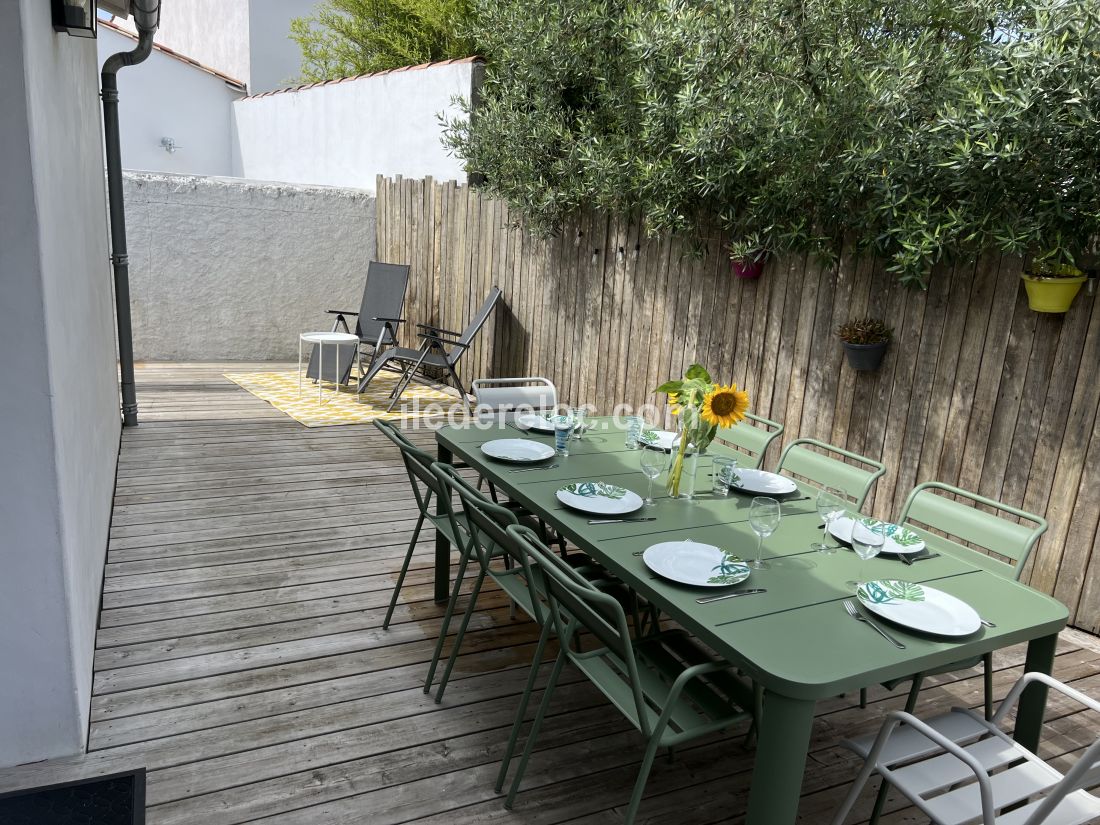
{"left": 98, "top": 19, "right": 246, "bottom": 176}
{"left": 0, "top": 0, "right": 122, "bottom": 768}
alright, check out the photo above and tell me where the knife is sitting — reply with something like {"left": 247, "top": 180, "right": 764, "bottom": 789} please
{"left": 588, "top": 517, "right": 658, "bottom": 525}
{"left": 696, "top": 588, "right": 767, "bottom": 604}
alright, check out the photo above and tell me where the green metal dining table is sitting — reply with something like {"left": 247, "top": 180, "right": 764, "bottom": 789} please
{"left": 432, "top": 417, "right": 1069, "bottom": 825}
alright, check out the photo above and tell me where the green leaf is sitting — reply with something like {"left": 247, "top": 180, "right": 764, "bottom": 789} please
{"left": 685, "top": 364, "right": 712, "bottom": 382}
{"left": 655, "top": 380, "right": 683, "bottom": 394}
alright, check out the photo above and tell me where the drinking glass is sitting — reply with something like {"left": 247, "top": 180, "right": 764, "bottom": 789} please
{"left": 849, "top": 519, "right": 885, "bottom": 589}
{"left": 812, "top": 487, "right": 846, "bottom": 553}
{"left": 748, "top": 496, "right": 781, "bottom": 570}
{"left": 711, "top": 456, "right": 739, "bottom": 495}
{"left": 639, "top": 447, "right": 664, "bottom": 506}
{"left": 553, "top": 415, "right": 574, "bottom": 457}
{"left": 569, "top": 407, "right": 587, "bottom": 440}
{"left": 624, "top": 416, "right": 644, "bottom": 449}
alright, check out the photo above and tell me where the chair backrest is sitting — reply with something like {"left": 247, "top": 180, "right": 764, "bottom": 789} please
{"left": 505, "top": 524, "right": 654, "bottom": 737}
{"left": 449, "top": 287, "right": 502, "bottom": 361}
{"left": 898, "top": 482, "right": 1047, "bottom": 580}
{"left": 471, "top": 377, "right": 557, "bottom": 420}
{"left": 776, "top": 438, "right": 886, "bottom": 509}
{"left": 357, "top": 261, "right": 410, "bottom": 345}
{"left": 373, "top": 419, "right": 445, "bottom": 520}
{"left": 713, "top": 412, "right": 784, "bottom": 469}
{"left": 429, "top": 462, "right": 536, "bottom": 593}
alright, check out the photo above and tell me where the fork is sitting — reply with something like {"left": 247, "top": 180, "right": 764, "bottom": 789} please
{"left": 843, "top": 600, "right": 906, "bottom": 649}
{"left": 509, "top": 463, "right": 559, "bottom": 473}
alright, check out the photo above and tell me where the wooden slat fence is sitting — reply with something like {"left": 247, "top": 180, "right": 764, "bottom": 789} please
{"left": 376, "top": 175, "right": 1100, "bottom": 632}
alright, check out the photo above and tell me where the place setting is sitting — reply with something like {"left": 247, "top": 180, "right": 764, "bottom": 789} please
{"left": 817, "top": 492, "right": 941, "bottom": 565}
{"left": 553, "top": 479, "right": 656, "bottom": 525}
{"left": 638, "top": 538, "right": 765, "bottom": 604}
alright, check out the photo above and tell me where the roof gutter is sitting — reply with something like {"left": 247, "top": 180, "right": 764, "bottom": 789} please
{"left": 101, "top": 0, "right": 160, "bottom": 427}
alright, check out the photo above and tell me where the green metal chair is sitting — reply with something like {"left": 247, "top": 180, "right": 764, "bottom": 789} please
{"left": 775, "top": 437, "right": 886, "bottom": 509}
{"left": 427, "top": 464, "right": 645, "bottom": 703}
{"left": 498, "top": 524, "right": 754, "bottom": 825}
{"left": 373, "top": 419, "right": 464, "bottom": 629}
{"left": 709, "top": 412, "right": 784, "bottom": 469}
{"left": 878, "top": 482, "right": 1049, "bottom": 713}
{"left": 861, "top": 481, "right": 1048, "bottom": 823}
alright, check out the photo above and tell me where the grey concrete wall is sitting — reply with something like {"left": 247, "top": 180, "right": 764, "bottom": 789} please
{"left": 0, "top": 0, "right": 119, "bottom": 767}
{"left": 124, "top": 172, "right": 377, "bottom": 360}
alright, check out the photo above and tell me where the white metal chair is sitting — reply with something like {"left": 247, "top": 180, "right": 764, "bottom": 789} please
{"left": 471, "top": 377, "right": 557, "bottom": 421}
{"left": 832, "top": 672, "right": 1100, "bottom": 825}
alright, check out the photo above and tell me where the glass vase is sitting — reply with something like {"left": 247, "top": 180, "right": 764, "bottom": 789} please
{"left": 667, "top": 420, "right": 701, "bottom": 499}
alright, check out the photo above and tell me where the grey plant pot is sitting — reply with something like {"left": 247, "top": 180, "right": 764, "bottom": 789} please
{"left": 842, "top": 340, "right": 889, "bottom": 371}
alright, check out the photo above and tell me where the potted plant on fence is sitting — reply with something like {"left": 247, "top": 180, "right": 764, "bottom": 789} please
{"left": 731, "top": 249, "right": 769, "bottom": 279}
{"left": 837, "top": 318, "right": 893, "bottom": 371}
{"left": 1021, "top": 260, "right": 1088, "bottom": 313}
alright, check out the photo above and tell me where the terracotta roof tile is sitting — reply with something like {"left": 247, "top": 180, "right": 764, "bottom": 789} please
{"left": 241, "top": 56, "right": 484, "bottom": 100}
{"left": 100, "top": 17, "right": 248, "bottom": 92}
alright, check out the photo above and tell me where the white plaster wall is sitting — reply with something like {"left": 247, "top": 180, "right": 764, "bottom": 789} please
{"left": 0, "top": 0, "right": 119, "bottom": 767}
{"left": 232, "top": 60, "right": 477, "bottom": 190}
{"left": 248, "top": 0, "right": 319, "bottom": 91}
{"left": 124, "top": 173, "right": 377, "bottom": 359}
{"left": 111, "top": 0, "right": 250, "bottom": 87}
{"left": 97, "top": 25, "right": 244, "bottom": 176}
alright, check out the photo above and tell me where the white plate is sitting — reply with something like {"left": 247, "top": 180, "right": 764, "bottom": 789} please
{"left": 515, "top": 413, "right": 589, "bottom": 433}
{"left": 556, "top": 481, "right": 643, "bottom": 515}
{"left": 638, "top": 429, "right": 681, "bottom": 452}
{"left": 643, "top": 541, "right": 750, "bottom": 588}
{"left": 857, "top": 580, "right": 982, "bottom": 637}
{"left": 728, "top": 468, "right": 798, "bottom": 495}
{"left": 829, "top": 516, "right": 926, "bottom": 555}
{"left": 480, "top": 439, "right": 556, "bottom": 463}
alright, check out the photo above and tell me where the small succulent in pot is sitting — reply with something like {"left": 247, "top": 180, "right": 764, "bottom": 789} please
{"left": 837, "top": 317, "right": 892, "bottom": 371}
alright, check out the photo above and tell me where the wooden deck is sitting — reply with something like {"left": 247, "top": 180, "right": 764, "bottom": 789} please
{"left": 2, "top": 361, "right": 1100, "bottom": 824}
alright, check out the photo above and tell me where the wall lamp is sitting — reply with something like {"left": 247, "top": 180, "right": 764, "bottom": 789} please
{"left": 51, "top": 0, "right": 97, "bottom": 37}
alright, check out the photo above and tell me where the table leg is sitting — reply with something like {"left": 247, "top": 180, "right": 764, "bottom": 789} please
{"left": 1014, "top": 632, "right": 1058, "bottom": 751}
{"left": 435, "top": 441, "right": 454, "bottom": 603}
{"left": 298, "top": 337, "right": 303, "bottom": 397}
{"left": 318, "top": 342, "right": 324, "bottom": 404}
{"left": 744, "top": 690, "right": 816, "bottom": 825}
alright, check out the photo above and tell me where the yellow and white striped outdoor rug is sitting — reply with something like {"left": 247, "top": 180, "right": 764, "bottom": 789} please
{"left": 224, "top": 370, "right": 465, "bottom": 427}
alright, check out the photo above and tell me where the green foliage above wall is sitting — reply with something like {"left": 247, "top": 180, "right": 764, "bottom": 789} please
{"left": 445, "top": 0, "right": 1100, "bottom": 285}
{"left": 292, "top": 0, "right": 476, "bottom": 80}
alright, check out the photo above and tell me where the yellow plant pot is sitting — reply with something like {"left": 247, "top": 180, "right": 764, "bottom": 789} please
{"left": 1020, "top": 272, "right": 1087, "bottom": 313}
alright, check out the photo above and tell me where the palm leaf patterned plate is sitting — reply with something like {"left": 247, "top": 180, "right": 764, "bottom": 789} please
{"left": 556, "top": 481, "right": 644, "bottom": 515}
{"left": 515, "top": 413, "right": 590, "bottom": 433}
{"left": 642, "top": 541, "right": 751, "bottom": 588}
{"left": 829, "top": 516, "right": 926, "bottom": 555}
{"left": 856, "top": 579, "right": 982, "bottom": 637}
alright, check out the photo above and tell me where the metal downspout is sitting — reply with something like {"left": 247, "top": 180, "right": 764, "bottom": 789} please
{"left": 101, "top": 1, "right": 160, "bottom": 426}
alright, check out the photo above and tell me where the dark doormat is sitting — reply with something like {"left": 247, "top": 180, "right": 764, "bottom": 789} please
{"left": 0, "top": 768, "right": 145, "bottom": 825}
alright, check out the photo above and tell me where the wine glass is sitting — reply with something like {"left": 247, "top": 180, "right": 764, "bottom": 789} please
{"left": 748, "top": 496, "right": 781, "bottom": 570}
{"left": 848, "top": 519, "right": 885, "bottom": 590}
{"left": 812, "top": 487, "right": 846, "bottom": 553}
{"left": 640, "top": 447, "right": 663, "bottom": 506}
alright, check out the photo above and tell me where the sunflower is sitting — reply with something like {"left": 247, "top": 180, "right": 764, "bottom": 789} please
{"left": 668, "top": 391, "right": 680, "bottom": 415}
{"left": 701, "top": 384, "right": 749, "bottom": 427}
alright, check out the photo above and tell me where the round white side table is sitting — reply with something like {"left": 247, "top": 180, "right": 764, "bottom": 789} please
{"left": 299, "top": 332, "right": 359, "bottom": 404}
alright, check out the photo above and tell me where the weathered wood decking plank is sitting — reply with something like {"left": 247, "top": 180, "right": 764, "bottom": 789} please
{"left": 1, "top": 362, "right": 1098, "bottom": 825}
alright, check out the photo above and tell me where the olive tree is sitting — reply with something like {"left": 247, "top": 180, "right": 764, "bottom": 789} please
{"left": 446, "top": 0, "right": 1100, "bottom": 284}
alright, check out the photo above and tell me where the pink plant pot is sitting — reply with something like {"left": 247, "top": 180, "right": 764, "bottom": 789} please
{"left": 732, "top": 255, "right": 767, "bottom": 279}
